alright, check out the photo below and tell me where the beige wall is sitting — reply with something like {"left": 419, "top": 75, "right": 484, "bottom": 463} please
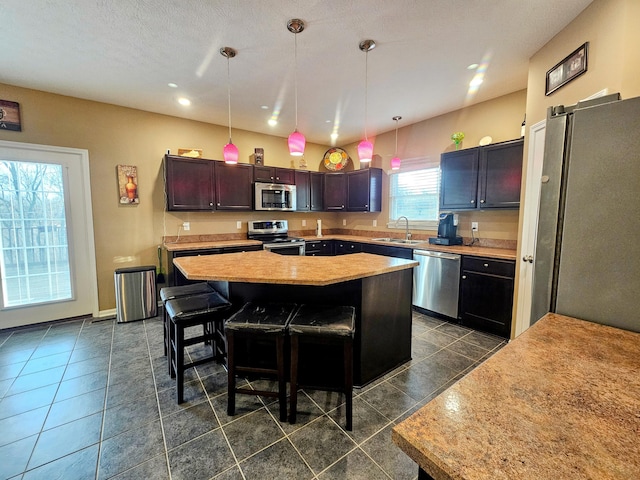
{"left": 0, "top": 82, "right": 526, "bottom": 312}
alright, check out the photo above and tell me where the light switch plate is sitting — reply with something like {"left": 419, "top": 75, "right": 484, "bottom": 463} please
{"left": 302, "top": 220, "right": 306, "bottom": 227}
{"left": 343, "top": 219, "right": 347, "bottom": 226}
{"left": 373, "top": 220, "right": 377, "bottom": 227}
{"left": 236, "top": 221, "right": 242, "bottom": 229}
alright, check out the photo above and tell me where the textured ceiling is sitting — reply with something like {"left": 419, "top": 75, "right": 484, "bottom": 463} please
{"left": 2, "top": 1, "right": 592, "bottom": 147}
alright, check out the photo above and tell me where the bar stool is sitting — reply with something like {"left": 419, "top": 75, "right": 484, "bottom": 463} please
{"left": 225, "top": 303, "right": 298, "bottom": 422}
{"left": 160, "top": 282, "right": 215, "bottom": 363}
{"left": 165, "top": 291, "right": 232, "bottom": 403}
{"left": 288, "top": 304, "right": 356, "bottom": 430}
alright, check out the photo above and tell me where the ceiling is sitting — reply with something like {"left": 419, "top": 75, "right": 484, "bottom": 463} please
{"left": 3, "top": 1, "right": 593, "bottom": 147}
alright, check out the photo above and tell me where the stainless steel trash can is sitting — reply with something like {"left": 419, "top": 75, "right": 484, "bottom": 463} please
{"left": 114, "top": 265, "right": 157, "bottom": 323}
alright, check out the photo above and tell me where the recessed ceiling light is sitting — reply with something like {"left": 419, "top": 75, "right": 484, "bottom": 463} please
{"left": 467, "top": 63, "right": 478, "bottom": 70}
{"left": 178, "top": 97, "right": 191, "bottom": 106}
{"left": 168, "top": 83, "right": 178, "bottom": 88}
{"left": 268, "top": 119, "right": 278, "bottom": 127}
{"left": 330, "top": 133, "right": 339, "bottom": 141}
{"left": 261, "top": 105, "right": 269, "bottom": 110}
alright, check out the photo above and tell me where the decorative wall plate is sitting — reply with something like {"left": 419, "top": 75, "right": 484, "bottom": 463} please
{"left": 479, "top": 136, "right": 492, "bottom": 146}
{"left": 323, "top": 147, "right": 350, "bottom": 171}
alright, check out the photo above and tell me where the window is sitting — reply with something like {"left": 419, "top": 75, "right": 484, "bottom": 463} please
{"left": 389, "top": 166, "right": 440, "bottom": 228}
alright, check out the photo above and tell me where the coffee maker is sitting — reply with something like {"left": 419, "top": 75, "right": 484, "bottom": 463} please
{"left": 429, "top": 213, "right": 463, "bottom": 245}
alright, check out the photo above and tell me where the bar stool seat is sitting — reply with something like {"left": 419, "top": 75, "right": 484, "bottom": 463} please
{"left": 225, "top": 302, "right": 297, "bottom": 421}
{"left": 288, "top": 304, "right": 356, "bottom": 430}
{"left": 165, "top": 291, "right": 231, "bottom": 404}
{"left": 160, "top": 282, "right": 215, "bottom": 362}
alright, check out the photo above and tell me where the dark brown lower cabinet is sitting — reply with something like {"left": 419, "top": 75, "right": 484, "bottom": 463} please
{"left": 459, "top": 256, "right": 515, "bottom": 338}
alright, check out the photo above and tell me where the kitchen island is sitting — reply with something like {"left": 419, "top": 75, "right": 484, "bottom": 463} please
{"left": 173, "top": 250, "right": 418, "bottom": 386}
{"left": 392, "top": 313, "right": 640, "bottom": 480}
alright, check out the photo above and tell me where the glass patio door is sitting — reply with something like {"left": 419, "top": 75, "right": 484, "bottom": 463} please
{"left": 0, "top": 141, "right": 98, "bottom": 329}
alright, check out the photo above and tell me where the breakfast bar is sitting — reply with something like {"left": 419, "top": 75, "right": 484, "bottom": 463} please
{"left": 391, "top": 313, "right": 640, "bottom": 480}
{"left": 173, "top": 250, "right": 418, "bottom": 386}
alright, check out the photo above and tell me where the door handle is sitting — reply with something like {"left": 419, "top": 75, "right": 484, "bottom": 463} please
{"left": 522, "top": 255, "right": 533, "bottom": 263}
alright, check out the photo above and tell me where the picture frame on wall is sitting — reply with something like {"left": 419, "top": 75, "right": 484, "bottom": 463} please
{"left": 545, "top": 42, "right": 588, "bottom": 96}
{"left": 117, "top": 165, "right": 139, "bottom": 204}
{"left": 0, "top": 100, "right": 22, "bottom": 131}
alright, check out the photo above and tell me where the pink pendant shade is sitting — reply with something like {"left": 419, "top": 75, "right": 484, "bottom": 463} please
{"left": 357, "top": 139, "right": 373, "bottom": 163}
{"left": 288, "top": 129, "right": 306, "bottom": 157}
{"left": 391, "top": 156, "right": 401, "bottom": 170}
{"left": 223, "top": 142, "right": 239, "bottom": 164}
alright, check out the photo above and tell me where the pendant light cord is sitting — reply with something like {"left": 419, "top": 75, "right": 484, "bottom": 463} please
{"left": 226, "top": 54, "right": 232, "bottom": 143}
{"left": 394, "top": 118, "right": 398, "bottom": 155}
{"left": 294, "top": 31, "right": 299, "bottom": 130}
{"left": 364, "top": 49, "right": 369, "bottom": 141}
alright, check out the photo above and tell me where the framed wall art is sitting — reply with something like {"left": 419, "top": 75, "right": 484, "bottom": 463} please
{"left": 546, "top": 42, "right": 588, "bottom": 96}
{"left": 117, "top": 165, "right": 139, "bottom": 204}
{"left": 0, "top": 100, "right": 22, "bottom": 131}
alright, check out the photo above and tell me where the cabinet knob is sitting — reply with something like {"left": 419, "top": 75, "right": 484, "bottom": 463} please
{"left": 470, "top": 200, "right": 475, "bottom": 204}
{"left": 365, "top": 204, "right": 368, "bottom": 208}
{"left": 209, "top": 202, "right": 213, "bottom": 206}
{"left": 276, "top": 177, "right": 280, "bottom": 180}
{"left": 484, "top": 263, "right": 489, "bottom": 267}
{"left": 480, "top": 199, "right": 485, "bottom": 204}
{"left": 217, "top": 202, "right": 221, "bottom": 206}
{"left": 462, "top": 275, "right": 467, "bottom": 279}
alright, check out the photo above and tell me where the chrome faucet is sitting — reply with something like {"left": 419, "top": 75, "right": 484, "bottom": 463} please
{"left": 395, "top": 216, "right": 411, "bottom": 240}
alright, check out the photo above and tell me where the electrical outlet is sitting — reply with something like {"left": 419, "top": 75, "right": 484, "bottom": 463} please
{"left": 471, "top": 222, "right": 478, "bottom": 232}
{"left": 342, "top": 219, "right": 347, "bottom": 226}
{"left": 373, "top": 220, "right": 377, "bottom": 227}
{"left": 302, "top": 220, "right": 306, "bottom": 227}
{"left": 182, "top": 222, "right": 190, "bottom": 231}
{"left": 236, "top": 221, "right": 242, "bottom": 229}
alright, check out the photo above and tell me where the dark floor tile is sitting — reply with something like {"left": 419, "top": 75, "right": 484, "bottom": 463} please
{"left": 0, "top": 383, "right": 58, "bottom": 420}
{"left": 289, "top": 416, "right": 357, "bottom": 474}
{"left": 62, "top": 355, "right": 109, "bottom": 380}
{"left": 102, "top": 391, "right": 160, "bottom": 440}
{"left": 387, "top": 360, "right": 458, "bottom": 402}
{"left": 156, "top": 379, "right": 207, "bottom": 417}
{"left": 28, "top": 411, "right": 102, "bottom": 470}
{"left": 411, "top": 336, "right": 442, "bottom": 361}
{"left": 317, "top": 447, "right": 391, "bottom": 479}
{"left": 167, "top": 429, "right": 235, "bottom": 480}
{"left": 429, "top": 347, "right": 476, "bottom": 374}
{"left": 223, "top": 408, "right": 285, "bottom": 461}
{"left": 0, "top": 405, "right": 49, "bottom": 447}
{"left": 209, "top": 391, "right": 264, "bottom": 426}
{"left": 330, "top": 398, "right": 391, "bottom": 444}
{"left": 0, "top": 360, "right": 25, "bottom": 380}
{"left": 304, "top": 388, "right": 345, "bottom": 413}
{"left": 361, "top": 424, "right": 418, "bottom": 480}
{"left": 0, "top": 378, "right": 12, "bottom": 398}
{"left": 44, "top": 388, "right": 106, "bottom": 430}
{"left": 212, "top": 465, "right": 245, "bottom": 480}
{"left": 162, "top": 400, "right": 219, "bottom": 450}
{"left": 198, "top": 367, "right": 230, "bottom": 397}
{"left": 21, "top": 351, "right": 71, "bottom": 375}
{"left": 31, "top": 340, "right": 76, "bottom": 358}
{"left": 107, "top": 375, "right": 157, "bottom": 409}
{"left": 98, "top": 419, "right": 164, "bottom": 479}
{"left": 69, "top": 341, "right": 112, "bottom": 363}
{"left": 108, "top": 361, "right": 153, "bottom": 386}
{"left": 109, "top": 453, "right": 169, "bottom": 480}
{"left": 461, "top": 330, "right": 507, "bottom": 350}
{"left": 359, "top": 381, "right": 418, "bottom": 421}
{"left": 238, "top": 438, "right": 314, "bottom": 480}
{"left": 22, "top": 444, "right": 98, "bottom": 480}
{"left": 55, "top": 370, "right": 108, "bottom": 402}
{"left": 266, "top": 390, "right": 323, "bottom": 434}
{"left": 433, "top": 322, "right": 472, "bottom": 339}
{"left": 446, "top": 338, "right": 490, "bottom": 361}
{"left": 0, "top": 348, "right": 33, "bottom": 367}
{"left": 0, "top": 434, "right": 38, "bottom": 479}
{"left": 418, "top": 329, "right": 458, "bottom": 348}
{"left": 412, "top": 313, "right": 446, "bottom": 329}
{"left": 5, "top": 365, "right": 65, "bottom": 396}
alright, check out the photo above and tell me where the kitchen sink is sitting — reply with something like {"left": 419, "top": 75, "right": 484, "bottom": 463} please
{"left": 371, "top": 237, "right": 423, "bottom": 245}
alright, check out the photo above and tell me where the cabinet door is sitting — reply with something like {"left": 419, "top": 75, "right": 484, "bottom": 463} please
{"left": 347, "top": 168, "right": 382, "bottom": 212}
{"left": 165, "top": 156, "right": 215, "bottom": 211}
{"left": 254, "top": 166, "right": 275, "bottom": 183}
{"left": 361, "top": 243, "right": 413, "bottom": 259}
{"left": 478, "top": 139, "right": 523, "bottom": 208}
{"left": 275, "top": 168, "right": 295, "bottom": 184}
{"left": 295, "top": 170, "right": 310, "bottom": 211}
{"left": 214, "top": 162, "right": 253, "bottom": 210}
{"left": 310, "top": 172, "right": 324, "bottom": 211}
{"left": 324, "top": 173, "right": 346, "bottom": 210}
{"left": 334, "top": 241, "right": 362, "bottom": 255}
{"left": 439, "top": 148, "right": 479, "bottom": 210}
{"left": 459, "top": 257, "right": 515, "bottom": 338}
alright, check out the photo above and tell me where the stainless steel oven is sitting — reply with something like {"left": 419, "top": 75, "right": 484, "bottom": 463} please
{"left": 248, "top": 220, "right": 305, "bottom": 256}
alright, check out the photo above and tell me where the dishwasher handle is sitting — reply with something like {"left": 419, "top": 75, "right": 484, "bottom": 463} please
{"left": 413, "top": 250, "right": 461, "bottom": 261}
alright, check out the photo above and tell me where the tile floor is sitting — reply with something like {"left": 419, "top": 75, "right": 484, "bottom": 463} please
{"left": 0, "top": 310, "right": 506, "bottom": 480}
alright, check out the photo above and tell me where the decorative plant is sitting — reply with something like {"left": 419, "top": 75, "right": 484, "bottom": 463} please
{"left": 451, "top": 132, "right": 465, "bottom": 150}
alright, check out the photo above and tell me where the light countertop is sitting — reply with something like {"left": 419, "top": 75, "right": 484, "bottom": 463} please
{"left": 173, "top": 250, "right": 418, "bottom": 286}
{"left": 391, "top": 313, "right": 640, "bottom": 480}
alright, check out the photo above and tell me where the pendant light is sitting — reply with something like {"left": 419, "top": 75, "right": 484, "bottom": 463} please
{"left": 220, "top": 47, "right": 238, "bottom": 164}
{"left": 358, "top": 39, "right": 376, "bottom": 163}
{"left": 287, "top": 19, "right": 306, "bottom": 156}
{"left": 391, "top": 116, "right": 402, "bottom": 170}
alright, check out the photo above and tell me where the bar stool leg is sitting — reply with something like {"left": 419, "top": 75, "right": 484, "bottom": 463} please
{"left": 344, "top": 338, "right": 353, "bottom": 431}
{"left": 289, "top": 333, "right": 299, "bottom": 425}
{"left": 227, "top": 330, "right": 236, "bottom": 416}
{"left": 276, "top": 335, "right": 287, "bottom": 422}
{"left": 175, "top": 321, "right": 185, "bottom": 404}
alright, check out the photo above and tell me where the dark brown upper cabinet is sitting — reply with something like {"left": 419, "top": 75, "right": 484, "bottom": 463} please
{"left": 254, "top": 166, "right": 295, "bottom": 184}
{"left": 347, "top": 168, "right": 383, "bottom": 212}
{"left": 164, "top": 155, "right": 215, "bottom": 211}
{"left": 324, "top": 173, "right": 347, "bottom": 211}
{"left": 440, "top": 138, "right": 523, "bottom": 210}
{"left": 214, "top": 162, "right": 253, "bottom": 210}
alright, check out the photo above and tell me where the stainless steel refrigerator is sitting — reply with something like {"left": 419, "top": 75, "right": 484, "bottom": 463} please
{"left": 530, "top": 93, "right": 640, "bottom": 333}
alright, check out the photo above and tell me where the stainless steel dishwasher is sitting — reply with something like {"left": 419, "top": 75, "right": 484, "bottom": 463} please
{"left": 412, "top": 250, "right": 461, "bottom": 319}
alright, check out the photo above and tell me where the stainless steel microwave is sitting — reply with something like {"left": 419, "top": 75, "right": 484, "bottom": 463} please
{"left": 254, "top": 182, "right": 297, "bottom": 211}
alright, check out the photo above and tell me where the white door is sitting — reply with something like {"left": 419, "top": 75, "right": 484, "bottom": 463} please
{"left": 0, "top": 140, "right": 98, "bottom": 329}
{"left": 513, "top": 120, "right": 545, "bottom": 337}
